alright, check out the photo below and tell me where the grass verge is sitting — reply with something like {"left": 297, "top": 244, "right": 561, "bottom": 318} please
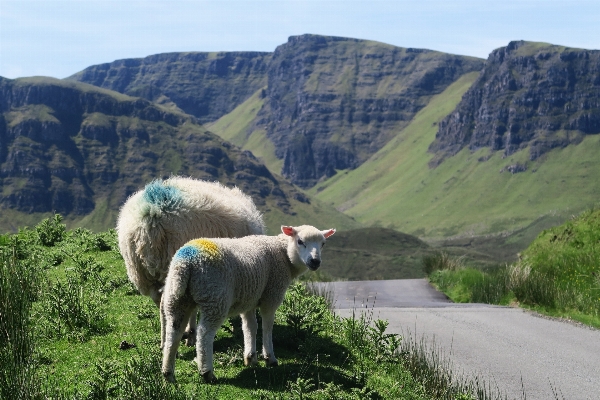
{"left": 426, "top": 206, "right": 600, "bottom": 328}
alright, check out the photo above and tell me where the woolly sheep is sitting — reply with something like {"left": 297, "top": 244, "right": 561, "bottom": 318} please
{"left": 160, "top": 224, "right": 336, "bottom": 383}
{"left": 116, "top": 177, "right": 265, "bottom": 344}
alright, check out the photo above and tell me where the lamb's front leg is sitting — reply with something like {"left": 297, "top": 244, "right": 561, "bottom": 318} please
{"left": 240, "top": 310, "right": 258, "bottom": 366}
{"left": 184, "top": 308, "right": 198, "bottom": 347}
{"left": 260, "top": 307, "right": 278, "bottom": 367}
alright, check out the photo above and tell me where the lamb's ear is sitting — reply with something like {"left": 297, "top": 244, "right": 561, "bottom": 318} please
{"left": 322, "top": 228, "right": 336, "bottom": 239}
{"left": 281, "top": 226, "right": 296, "bottom": 237}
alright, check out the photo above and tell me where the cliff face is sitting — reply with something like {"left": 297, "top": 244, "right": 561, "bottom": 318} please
{"left": 0, "top": 77, "right": 298, "bottom": 222}
{"left": 430, "top": 41, "right": 600, "bottom": 167}
{"left": 257, "top": 35, "right": 484, "bottom": 187}
{"left": 67, "top": 52, "right": 271, "bottom": 124}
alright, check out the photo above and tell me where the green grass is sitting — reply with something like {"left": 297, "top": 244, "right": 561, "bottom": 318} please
{"left": 1, "top": 215, "right": 517, "bottom": 399}
{"left": 207, "top": 87, "right": 284, "bottom": 175}
{"left": 311, "top": 70, "right": 600, "bottom": 240}
{"left": 427, "top": 206, "right": 600, "bottom": 328}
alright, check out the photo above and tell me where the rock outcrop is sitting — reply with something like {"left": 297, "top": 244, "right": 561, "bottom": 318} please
{"left": 430, "top": 41, "right": 600, "bottom": 166}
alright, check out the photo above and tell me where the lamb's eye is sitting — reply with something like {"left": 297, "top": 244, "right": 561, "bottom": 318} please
{"left": 297, "top": 239, "right": 305, "bottom": 247}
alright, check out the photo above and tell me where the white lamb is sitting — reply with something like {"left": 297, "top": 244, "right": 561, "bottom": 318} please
{"left": 160, "top": 224, "right": 336, "bottom": 383}
{"left": 116, "top": 176, "right": 265, "bottom": 344}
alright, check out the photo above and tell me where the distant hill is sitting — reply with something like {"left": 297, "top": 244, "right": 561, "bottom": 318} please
{"left": 0, "top": 76, "right": 359, "bottom": 233}
{"left": 70, "top": 35, "right": 484, "bottom": 188}
{"left": 430, "top": 41, "right": 600, "bottom": 167}
{"left": 67, "top": 52, "right": 271, "bottom": 125}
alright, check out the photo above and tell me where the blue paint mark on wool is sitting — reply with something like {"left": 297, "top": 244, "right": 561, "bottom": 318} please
{"left": 142, "top": 180, "right": 183, "bottom": 212}
{"left": 175, "top": 245, "right": 199, "bottom": 260}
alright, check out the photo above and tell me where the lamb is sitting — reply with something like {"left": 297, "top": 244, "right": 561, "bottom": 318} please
{"left": 116, "top": 176, "right": 265, "bottom": 344}
{"left": 160, "top": 224, "right": 336, "bottom": 383}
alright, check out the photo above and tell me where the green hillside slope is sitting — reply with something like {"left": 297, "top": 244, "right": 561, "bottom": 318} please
{"left": 206, "top": 87, "right": 283, "bottom": 175}
{"left": 311, "top": 71, "right": 600, "bottom": 239}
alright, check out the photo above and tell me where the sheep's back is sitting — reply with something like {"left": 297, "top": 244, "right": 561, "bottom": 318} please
{"left": 116, "top": 177, "right": 265, "bottom": 296}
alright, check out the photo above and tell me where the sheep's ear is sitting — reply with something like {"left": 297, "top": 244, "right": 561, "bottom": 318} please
{"left": 322, "top": 228, "right": 336, "bottom": 239}
{"left": 281, "top": 226, "right": 296, "bottom": 236}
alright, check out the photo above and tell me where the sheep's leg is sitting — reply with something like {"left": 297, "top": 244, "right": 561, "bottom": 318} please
{"left": 196, "top": 313, "right": 225, "bottom": 383}
{"left": 260, "top": 307, "right": 278, "bottom": 367}
{"left": 161, "top": 303, "right": 193, "bottom": 382}
{"left": 240, "top": 310, "right": 258, "bottom": 366}
{"left": 184, "top": 308, "right": 198, "bottom": 347}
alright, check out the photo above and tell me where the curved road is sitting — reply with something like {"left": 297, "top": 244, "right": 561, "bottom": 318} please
{"left": 318, "top": 279, "right": 600, "bottom": 400}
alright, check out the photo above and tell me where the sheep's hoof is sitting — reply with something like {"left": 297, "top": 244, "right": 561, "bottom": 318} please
{"left": 162, "top": 371, "right": 176, "bottom": 383}
{"left": 202, "top": 370, "right": 217, "bottom": 383}
{"left": 244, "top": 352, "right": 258, "bottom": 366}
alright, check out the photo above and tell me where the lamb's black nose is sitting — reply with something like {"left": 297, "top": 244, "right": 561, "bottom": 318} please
{"left": 308, "top": 258, "right": 321, "bottom": 270}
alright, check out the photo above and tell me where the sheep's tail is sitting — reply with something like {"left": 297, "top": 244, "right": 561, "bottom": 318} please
{"left": 139, "top": 179, "right": 183, "bottom": 221}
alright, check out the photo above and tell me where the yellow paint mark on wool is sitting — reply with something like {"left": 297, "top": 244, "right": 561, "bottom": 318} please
{"left": 188, "top": 238, "right": 222, "bottom": 263}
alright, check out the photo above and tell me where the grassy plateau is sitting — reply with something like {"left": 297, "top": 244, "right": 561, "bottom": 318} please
{"left": 1, "top": 215, "right": 515, "bottom": 400}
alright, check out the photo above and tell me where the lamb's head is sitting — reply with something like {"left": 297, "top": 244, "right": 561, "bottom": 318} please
{"left": 282, "top": 225, "right": 336, "bottom": 271}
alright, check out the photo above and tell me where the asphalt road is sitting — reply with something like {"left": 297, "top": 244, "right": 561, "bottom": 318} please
{"left": 319, "top": 279, "right": 600, "bottom": 400}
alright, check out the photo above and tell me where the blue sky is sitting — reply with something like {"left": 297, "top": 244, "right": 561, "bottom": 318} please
{"left": 1, "top": 0, "right": 599, "bottom": 79}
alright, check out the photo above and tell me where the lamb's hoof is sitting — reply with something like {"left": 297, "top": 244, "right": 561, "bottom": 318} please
{"left": 202, "top": 370, "right": 217, "bottom": 383}
{"left": 162, "top": 371, "right": 176, "bottom": 383}
{"left": 265, "top": 358, "right": 278, "bottom": 367}
{"left": 244, "top": 352, "right": 258, "bottom": 366}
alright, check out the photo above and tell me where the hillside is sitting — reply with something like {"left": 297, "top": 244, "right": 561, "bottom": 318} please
{"left": 310, "top": 69, "right": 600, "bottom": 243}
{"left": 71, "top": 35, "right": 484, "bottom": 188}
{"left": 0, "top": 76, "right": 359, "bottom": 233}
{"left": 67, "top": 52, "right": 271, "bottom": 124}
{"left": 430, "top": 41, "right": 600, "bottom": 166}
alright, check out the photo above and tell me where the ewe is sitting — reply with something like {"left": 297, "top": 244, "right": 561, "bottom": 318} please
{"left": 161, "top": 224, "right": 336, "bottom": 383}
{"left": 117, "top": 177, "right": 264, "bottom": 344}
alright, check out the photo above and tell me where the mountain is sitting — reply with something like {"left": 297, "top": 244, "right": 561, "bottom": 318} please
{"left": 67, "top": 52, "right": 271, "bottom": 125}
{"left": 310, "top": 44, "right": 600, "bottom": 242}
{"left": 0, "top": 76, "right": 359, "bottom": 233}
{"left": 70, "top": 35, "right": 484, "bottom": 188}
{"left": 429, "top": 41, "right": 600, "bottom": 167}
{"left": 254, "top": 34, "right": 484, "bottom": 187}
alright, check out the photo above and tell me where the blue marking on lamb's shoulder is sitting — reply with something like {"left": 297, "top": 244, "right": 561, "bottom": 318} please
{"left": 142, "top": 180, "right": 183, "bottom": 212}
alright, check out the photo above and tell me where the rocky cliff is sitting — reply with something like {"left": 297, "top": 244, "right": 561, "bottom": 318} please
{"left": 71, "top": 35, "right": 484, "bottom": 188}
{"left": 430, "top": 41, "right": 600, "bottom": 167}
{"left": 257, "top": 35, "right": 484, "bottom": 187}
{"left": 0, "top": 77, "right": 301, "bottom": 228}
{"left": 67, "top": 52, "right": 271, "bottom": 124}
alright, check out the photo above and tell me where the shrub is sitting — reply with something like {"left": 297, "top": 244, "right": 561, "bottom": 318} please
{"left": 36, "top": 214, "right": 66, "bottom": 247}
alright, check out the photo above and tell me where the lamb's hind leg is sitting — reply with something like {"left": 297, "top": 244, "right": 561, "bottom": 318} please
{"left": 161, "top": 302, "right": 195, "bottom": 383}
{"left": 196, "top": 312, "right": 226, "bottom": 383}
{"left": 240, "top": 310, "right": 258, "bottom": 366}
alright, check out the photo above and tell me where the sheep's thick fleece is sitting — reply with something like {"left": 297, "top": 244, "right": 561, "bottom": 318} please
{"left": 116, "top": 176, "right": 265, "bottom": 306}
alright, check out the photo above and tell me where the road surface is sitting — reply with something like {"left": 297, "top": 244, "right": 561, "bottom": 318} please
{"left": 318, "top": 279, "right": 600, "bottom": 400}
